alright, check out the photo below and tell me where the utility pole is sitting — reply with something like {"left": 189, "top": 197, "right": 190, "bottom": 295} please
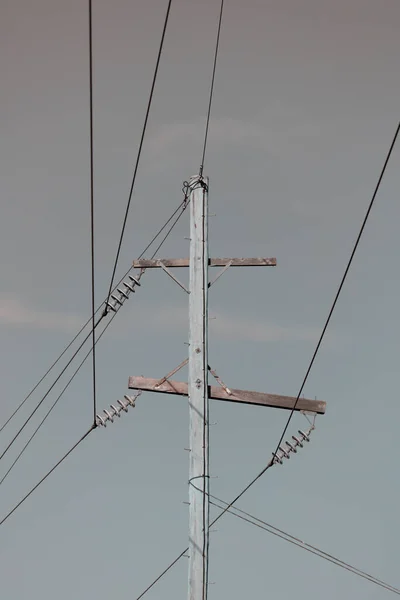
{"left": 129, "top": 174, "right": 326, "bottom": 600}
{"left": 187, "top": 176, "right": 209, "bottom": 600}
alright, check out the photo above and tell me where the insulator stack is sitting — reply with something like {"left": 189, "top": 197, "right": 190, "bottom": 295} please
{"left": 106, "top": 274, "right": 141, "bottom": 313}
{"left": 272, "top": 427, "right": 313, "bottom": 465}
{"left": 96, "top": 393, "right": 141, "bottom": 427}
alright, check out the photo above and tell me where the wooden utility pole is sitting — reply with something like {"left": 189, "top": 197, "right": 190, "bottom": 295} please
{"left": 187, "top": 176, "right": 209, "bottom": 600}
{"left": 129, "top": 174, "right": 326, "bottom": 600}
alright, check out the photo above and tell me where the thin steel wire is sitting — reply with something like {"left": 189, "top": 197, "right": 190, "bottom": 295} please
{"left": 0, "top": 196, "right": 186, "bottom": 452}
{"left": 209, "top": 498, "right": 400, "bottom": 595}
{"left": 0, "top": 309, "right": 117, "bottom": 486}
{"left": 0, "top": 198, "right": 188, "bottom": 485}
{"left": 105, "top": 0, "right": 173, "bottom": 306}
{"left": 133, "top": 121, "right": 400, "bottom": 599}
{"left": 135, "top": 549, "right": 189, "bottom": 600}
{"left": 272, "top": 120, "right": 400, "bottom": 459}
{"left": 0, "top": 317, "right": 103, "bottom": 463}
{"left": 199, "top": 0, "right": 224, "bottom": 175}
{"left": 0, "top": 428, "right": 93, "bottom": 528}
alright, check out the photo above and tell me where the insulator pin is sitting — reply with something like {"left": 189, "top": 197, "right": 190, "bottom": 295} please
{"left": 105, "top": 272, "right": 141, "bottom": 313}
{"left": 124, "top": 281, "right": 135, "bottom": 292}
{"left": 111, "top": 294, "right": 123, "bottom": 306}
{"left": 272, "top": 426, "right": 314, "bottom": 466}
{"left": 96, "top": 392, "right": 141, "bottom": 427}
{"left": 117, "top": 288, "right": 129, "bottom": 299}
{"left": 129, "top": 275, "right": 141, "bottom": 286}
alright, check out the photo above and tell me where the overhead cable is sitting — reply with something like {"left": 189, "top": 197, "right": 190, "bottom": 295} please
{"left": 133, "top": 121, "right": 400, "bottom": 599}
{"left": 0, "top": 427, "right": 93, "bottom": 528}
{"left": 271, "top": 122, "right": 400, "bottom": 458}
{"left": 199, "top": 0, "right": 224, "bottom": 176}
{"left": 105, "top": 0, "right": 173, "bottom": 307}
{"left": 209, "top": 495, "right": 400, "bottom": 596}
{"left": 0, "top": 197, "right": 188, "bottom": 491}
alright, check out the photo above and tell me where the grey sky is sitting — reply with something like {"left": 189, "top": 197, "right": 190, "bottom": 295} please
{"left": 1, "top": 0, "right": 399, "bottom": 598}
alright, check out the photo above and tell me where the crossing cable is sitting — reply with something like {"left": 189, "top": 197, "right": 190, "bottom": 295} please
{"left": 0, "top": 427, "right": 93, "bottom": 528}
{"left": 0, "top": 318, "right": 103, "bottom": 465}
{"left": 105, "top": 0, "right": 172, "bottom": 308}
{"left": 0, "top": 324, "right": 91, "bottom": 435}
{"left": 133, "top": 121, "right": 400, "bottom": 599}
{"left": 0, "top": 196, "right": 188, "bottom": 466}
{"left": 194, "top": 120, "right": 400, "bottom": 531}
{"left": 0, "top": 198, "right": 188, "bottom": 490}
{"left": 0, "top": 194, "right": 188, "bottom": 520}
{"left": 88, "top": 0, "right": 97, "bottom": 424}
{"left": 199, "top": 0, "right": 224, "bottom": 177}
{"left": 0, "top": 196, "right": 186, "bottom": 436}
{"left": 0, "top": 307, "right": 116, "bottom": 486}
{"left": 209, "top": 496, "right": 400, "bottom": 595}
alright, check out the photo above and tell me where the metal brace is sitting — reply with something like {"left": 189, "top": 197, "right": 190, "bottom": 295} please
{"left": 158, "top": 261, "right": 190, "bottom": 294}
{"left": 208, "top": 260, "right": 233, "bottom": 288}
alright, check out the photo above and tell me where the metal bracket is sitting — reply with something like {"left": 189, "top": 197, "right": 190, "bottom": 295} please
{"left": 159, "top": 261, "right": 190, "bottom": 294}
{"left": 208, "top": 260, "right": 233, "bottom": 287}
{"left": 208, "top": 364, "right": 232, "bottom": 395}
{"left": 155, "top": 358, "right": 189, "bottom": 389}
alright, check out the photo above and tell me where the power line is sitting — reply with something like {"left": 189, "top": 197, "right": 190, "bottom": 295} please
{"left": 0, "top": 199, "right": 188, "bottom": 515}
{"left": 0, "top": 197, "right": 188, "bottom": 490}
{"left": 190, "top": 3, "right": 225, "bottom": 592}
{"left": 133, "top": 121, "right": 400, "bottom": 599}
{"left": 136, "top": 464, "right": 400, "bottom": 600}
{"left": 0, "top": 427, "right": 93, "bottom": 528}
{"left": 88, "top": 0, "right": 97, "bottom": 425}
{"left": 105, "top": 0, "right": 173, "bottom": 307}
{"left": 209, "top": 496, "right": 400, "bottom": 596}
{"left": 0, "top": 194, "right": 187, "bottom": 461}
{"left": 0, "top": 319, "right": 93, "bottom": 435}
{"left": 199, "top": 0, "right": 224, "bottom": 176}
{"left": 145, "top": 198, "right": 187, "bottom": 258}
{"left": 0, "top": 195, "right": 188, "bottom": 439}
{"left": 0, "top": 307, "right": 116, "bottom": 486}
{"left": 0, "top": 316, "right": 103, "bottom": 464}
{"left": 195, "top": 120, "right": 400, "bottom": 531}
{"left": 271, "top": 119, "right": 400, "bottom": 458}
{"left": 135, "top": 549, "right": 189, "bottom": 600}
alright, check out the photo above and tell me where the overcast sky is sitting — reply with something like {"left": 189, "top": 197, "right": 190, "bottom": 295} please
{"left": 1, "top": 1, "right": 400, "bottom": 599}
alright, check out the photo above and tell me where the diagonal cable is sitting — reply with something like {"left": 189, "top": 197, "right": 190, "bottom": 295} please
{"left": 105, "top": 0, "right": 172, "bottom": 307}
{"left": 0, "top": 427, "right": 93, "bottom": 528}
{"left": 0, "top": 199, "right": 188, "bottom": 484}
{"left": 193, "top": 121, "right": 400, "bottom": 531}
{"left": 0, "top": 308, "right": 117, "bottom": 486}
{"left": 209, "top": 496, "right": 400, "bottom": 595}
{"left": 0, "top": 201, "right": 188, "bottom": 520}
{"left": 271, "top": 120, "right": 400, "bottom": 458}
{"left": 199, "top": 0, "right": 224, "bottom": 176}
{"left": 0, "top": 198, "right": 185, "bottom": 437}
{"left": 133, "top": 121, "right": 400, "bottom": 599}
{"left": 0, "top": 317, "right": 103, "bottom": 464}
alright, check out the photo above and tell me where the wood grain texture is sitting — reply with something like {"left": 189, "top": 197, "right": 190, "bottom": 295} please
{"left": 133, "top": 257, "right": 277, "bottom": 268}
{"left": 128, "top": 376, "right": 326, "bottom": 414}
